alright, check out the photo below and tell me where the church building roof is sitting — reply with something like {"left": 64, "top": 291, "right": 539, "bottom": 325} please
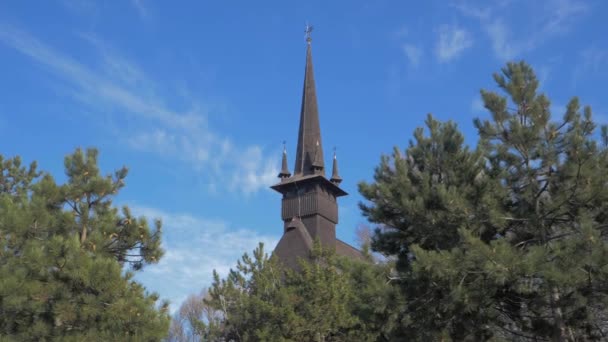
{"left": 271, "top": 26, "right": 364, "bottom": 269}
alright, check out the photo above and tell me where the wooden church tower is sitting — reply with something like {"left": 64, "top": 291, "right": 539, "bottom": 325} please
{"left": 271, "top": 27, "right": 363, "bottom": 269}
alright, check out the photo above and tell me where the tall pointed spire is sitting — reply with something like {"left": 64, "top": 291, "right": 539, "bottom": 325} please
{"left": 271, "top": 26, "right": 355, "bottom": 269}
{"left": 278, "top": 141, "right": 291, "bottom": 179}
{"left": 294, "top": 25, "right": 325, "bottom": 176}
{"left": 330, "top": 148, "right": 342, "bottom": 184}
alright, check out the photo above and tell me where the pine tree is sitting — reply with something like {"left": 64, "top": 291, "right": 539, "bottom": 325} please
{"left": 359, "top": 62, "right": 608, "bottom": 340}
{"left": 287, "top": 243, "right": 359, "bottom": 341}
{"left": 359, "top": 114, "right": 499, "bottom": 340}
{"left": 197, "top": 241, "right": 397, "bottom": 341}
{"left": 0, "top": 148, "right": 170, "bottom": 341}
{"left": 199, "top": 243, "right": 293, "bottom": 341}
{"left": 335, "top": 252, "right": 406, "bottom": 341}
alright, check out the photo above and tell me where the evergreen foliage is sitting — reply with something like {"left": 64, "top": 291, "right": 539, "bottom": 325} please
{"left": 169, "top": 242, "right": 399, "bottom": 342}
{"left": 359, "top": 61, "right": 608, "bottom": 340}
{"left": 0, "top": 148, "right": 170, "bottom": 341}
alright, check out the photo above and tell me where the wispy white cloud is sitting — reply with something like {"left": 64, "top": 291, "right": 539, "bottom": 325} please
{"left": 484, "top": 19, "right": 529, "bottom": 60}
{"left": 435, "top": 25, "right": 473, "bottom": 62}
{"left": 541, "top": 0, "right": 589, "bottom": 35}
{"left": 393, "top": 26, "right": 409, "bottom": 39}
{"left": 537, "top": 64, "right": 551, "bottom": 89}
{"left": 130, "top": 205, "right": 279, "bottom": 313}
{"left": 131, "top": 0, "right": 150, "bottom": 18}
{"left": 453, "top": 0, "right": 590, "bottom": 60}
{"left": 0, "top": 24, "right": 278, "bottom": 194}
{"left": 402, "top": 44, "right": 423, "bottom": 67}
{"left": 471, "top": 96, "right": 485, "bottom": 113}
{"left": 0, "top": 24, "right": 200, "bottom": 128}
{"left": 450, "top": 1, "right": 491, "bottom": 20}
{"left": 577, "top": 47, "right": 608, "bottom": 73}
{"left": 229, "top": 146, "right": 278, "bottom": 194}
{"left": 60, "top": 0, "right": 99, "bottom": 18}
{"left": 572, "top": 47, "right": 608, "bottom": 87}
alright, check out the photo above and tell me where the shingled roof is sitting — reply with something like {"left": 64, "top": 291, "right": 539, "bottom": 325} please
{"left": 273, "top": 218, "right": 314, "bottom": 270}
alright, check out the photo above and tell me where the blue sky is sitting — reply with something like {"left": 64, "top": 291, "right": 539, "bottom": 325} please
{"left": 1, "top": 0, "right": 607, "bottom": 311}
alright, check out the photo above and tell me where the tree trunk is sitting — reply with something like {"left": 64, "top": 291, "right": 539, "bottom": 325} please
{"left": 551, "top": 286, "right": 573, "bottom": 341}
{"left": 80, "top": 225, "right": 87, "bottom": 244}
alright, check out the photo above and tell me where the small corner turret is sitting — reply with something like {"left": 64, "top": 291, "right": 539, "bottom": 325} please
{"left": 278, "top": 142, "right": 291, "bottom": 180}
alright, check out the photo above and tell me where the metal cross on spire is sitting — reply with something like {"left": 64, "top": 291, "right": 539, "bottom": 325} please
{"left": 305, "top": 23, "right": 313, "bottom": 43}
